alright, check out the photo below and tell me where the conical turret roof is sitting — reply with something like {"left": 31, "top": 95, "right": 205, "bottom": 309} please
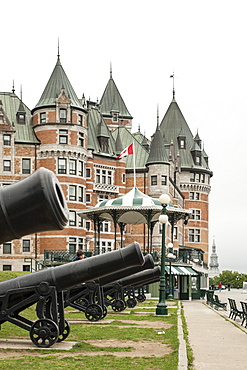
{"left": 146, "top": 124, "right": 169, "bottom": 165}
{"left": 35, "top": 56, "right": 82, "bottom": 109}
{"left": 99, "top": 74, "right": 132, "bottom": 118}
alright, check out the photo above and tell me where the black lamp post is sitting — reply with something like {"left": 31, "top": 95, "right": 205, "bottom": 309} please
{"left": 156, "top": 193, "right": 170, "bottom": 316}
{"left": 167, "top": 242, "right": 176, "bottom": 299}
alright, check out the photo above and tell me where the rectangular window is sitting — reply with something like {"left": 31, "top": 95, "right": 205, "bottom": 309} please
{"left": 3, "top": 243, "right": 11, "bottom": 254}
{"left": 107, "top": 171, "right": 112, "bottom": 185}
{"left": 79, "top": 133, "right": 84, "bottom": 147}
{"left": 190, "top": 173, "right": 195, "bottom": 182}
{"left": 195, "top": 173, "right": 200, "bottom": 182}
{"left": 78, "top": 114, "right": 83, "bottom": 126}
{"left": 173, "top": 226, "right": 178, "bottom": 240}
{"left": 189, "top": 192, "right": 194, "bottom": 200}
{"left": 69, "top": 159, "right": 76, "bottom": 175}
{"left": 195, "top": 192, "right": 200, "bottom": 200}
{"left": 69, "top": 185, "right": 76, "bottom": 201}
{"left": 201, "top": 174, "right": 205, "bottom": 183}
{"left": 161, "top": 175, "right": 167, "bottom": 185}
{"left": 191, "top": 210, "right": 201, "bottom": 220}
{"left": 23, "top": 265, "right": 30, "bottom": 271}
{"left": 102, "top": 170, "right": 106, "bottom": 184}
{"left": 22, "top": 158, "right": 31, "bottom": 174}
{"left": 23, "top": 240, "right": 30, "bottom": 252}
{"left": 86, "top": 193, "right": 91, "bottom": 203}
{"left": 86, "top": 168, "right": 91, "bottom": 178}
{"left": 40, "top": 112, "right": 46, "bottom": 123}
{"left": 86, "top": 221, "right": 91, "bottom": 231}
{"left": 78, "top": 161, "right": 83, "bottom": 177}
{"left": 69, "top": 211, "right": 76, "bottom": 226}
{"left": 122, "top": 173, "right": 126, "bottom": 183}
{"left": 3, "top": 160, "right": 11, "bottom": 171}
{"left": 60, "top": 109, "right": 67, "bottom": 123}
{"left": 151, "top": 175, "right": 157, "bottom": 186}
{"left": 69, "top": 237, "right": 76, "bottom": 253}
{"left": 58, "top": 158, "right": 66, "bottom": 174}
{"left": 189, "top": 229, "right": 201, "bottom": 242}
{"left": 18, "top": 113, "right": 25, "bottom": 124}
{"left": 59, "top": 129, "right": 68, "bottom": 144}
{"left": 3, "top": 265, "right": 11, "bottom": 271}
{"left": 3, "top": 134, "right": 11, "bottom": 146}
{"left": 96, "top": 169, "right": 100, "bottom": 183}
{"left": 78, "top": 186, "right": 83, "bottom": 202}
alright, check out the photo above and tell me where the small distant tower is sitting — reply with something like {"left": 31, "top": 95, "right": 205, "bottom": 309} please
{"left": 209, "top": 238, "right": 220, "bottom": 278}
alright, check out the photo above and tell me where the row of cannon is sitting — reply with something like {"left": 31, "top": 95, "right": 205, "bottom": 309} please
{"left": 0, "top": 243, "right": 160, "bottom": 348}
{"left": 0, "top": 168, "right": 160, "bottom": 348}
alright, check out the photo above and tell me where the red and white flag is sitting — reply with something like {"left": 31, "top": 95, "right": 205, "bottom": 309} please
{"left": 116, "top": 143, "right": 134, "bottom": 159}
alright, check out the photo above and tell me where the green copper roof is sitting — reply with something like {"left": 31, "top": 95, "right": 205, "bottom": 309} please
{"left": 112, "top": 126, "right": 149, "bottom": 169}
{"left": 99, "top": 75, "right": 133, "bottom": 118}
{"left": 0, "top": 92, "right": 39, "bottom": 143}
{"left": 160, "top": 99, "right": 211, "bottom": 172}
{"left": 35, "top": 57, "right": 82, "bottom": 109}
{"left": 87, "top": 106, "right": 116, "bottom": 155}
{"left": 146, "top": 125, "right": 169, "bottom": 165}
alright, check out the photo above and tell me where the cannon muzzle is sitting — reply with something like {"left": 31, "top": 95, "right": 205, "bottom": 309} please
{"left": 0, "top": 242, "right": 144, "bottom": 295}
{"left": 98, "top": 254, "right": 154, "bottom": 286}
{"left": 0, "top": 167, "right": 69, "bottom": 244}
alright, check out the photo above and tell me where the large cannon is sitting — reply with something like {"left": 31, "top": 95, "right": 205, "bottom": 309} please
{"left": 0, "top": 167, "right": 69, "bottom": 244}
{"left": 0, "top": 242, "right": 144, "bottom": 347}
{"left": 60, "top": 254, "right": 155, "bottom": 321}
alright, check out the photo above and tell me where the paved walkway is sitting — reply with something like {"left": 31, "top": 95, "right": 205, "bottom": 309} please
{"left": 182, "top": 289, "right": 247, "bottom": 370}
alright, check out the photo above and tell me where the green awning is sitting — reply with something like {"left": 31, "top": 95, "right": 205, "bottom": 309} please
{"left": 165, "top": 266, "right": 198, "bottom": 275}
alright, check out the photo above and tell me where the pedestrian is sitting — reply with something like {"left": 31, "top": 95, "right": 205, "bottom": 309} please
{"left": 218, "top": 282, "right": 222, "bottom": 292}
{"left": 72, "top": 249, "right": 85, "bottom": 261}
{"left": 227, "top": 283, "right": 231, "bottom": 291}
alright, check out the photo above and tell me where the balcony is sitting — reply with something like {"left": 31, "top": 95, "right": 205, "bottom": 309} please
{"left": 93, "top": 183, "right": 119, "bottom": 193}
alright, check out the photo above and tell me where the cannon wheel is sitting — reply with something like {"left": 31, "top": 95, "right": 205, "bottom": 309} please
{"left": 30, "top": 318, "right": 59, "bottom": 348}
{"left": 136, "top": 294, "right": 146, "bottom": 303}
{"left": 85, "top": 304, "right": 103, "bottom": 321}
{"left": 111, "top": 299, "right": 126, "bottom": 312}
{"left": 102, "top": 305, "right": 108, "bottom": 318}
{"left": 126, "top": 298, "right": 137, "bottom": 308}
{"left": 57, "top": 319, "right": 71, "bottom": 342}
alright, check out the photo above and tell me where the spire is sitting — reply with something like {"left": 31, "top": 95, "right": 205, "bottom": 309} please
{"left": 157, "top": 104, "right": 159, "bottom": 130}
{"left": 57, "top": 37, "right": 60, "bottom": 58}
{"left": 170, "top": 72, "right": 175, "bottom": 100}
{"left": 110, "top": 62, "right": 112, "bottom": 79}
{"left": 12, "top": 80, "right": 15, "bottom": 93}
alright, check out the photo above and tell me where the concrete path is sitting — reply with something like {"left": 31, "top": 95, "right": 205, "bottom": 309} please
{"left": 183, "top": 291, "right": 247, "bottom": 370}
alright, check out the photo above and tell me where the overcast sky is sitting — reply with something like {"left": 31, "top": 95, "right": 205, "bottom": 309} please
{"left": 1, "top": 1, "right": 247, "bottom": 273}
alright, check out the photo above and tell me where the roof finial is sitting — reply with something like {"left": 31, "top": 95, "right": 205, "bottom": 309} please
{"left": 20, "top": 85, "right": 22, "bottom": 101}
{"left": 12, "top": 80, "right": 15, "bottom": 93}
{"left": 58, "top": 37, "right": 60, "bottom": 58}
{"left": 157, "top": 104, "right": 160, "bottom": 130}
{"left": 170, "top": 72, "right": 175, "bottom": 100}
{"left": 110, "top": 62, "right": 112, "bottom": 79}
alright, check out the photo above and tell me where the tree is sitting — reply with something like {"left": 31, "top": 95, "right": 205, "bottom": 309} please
{"left": 209, "top": 270, "right": 247, "bottom": 288}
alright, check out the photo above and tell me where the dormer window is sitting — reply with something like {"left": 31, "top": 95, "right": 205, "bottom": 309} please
{"left": 111, "top": 110, "right": 119, "bottom": 122}
{"left": 60, "top": 109, "right": 67, "bottom": 123}
{"left": 17, "top": 112, "right": 25, "bottom": 124}
{"left": 178, "top": 136, "right": 186, "bottom": 149}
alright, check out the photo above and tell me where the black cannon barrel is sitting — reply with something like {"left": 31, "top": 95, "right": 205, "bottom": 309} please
{"left": 0, "top": 242, "right": 144, "bottom": 295}
{"left": 98, "top": 254, "right": 154, "bottom": 286}
{"left": 118, "top": 266, "right": 161, "bottom": 288}
{"left": 0, "top": 167, "right": 69, "bottom": 244}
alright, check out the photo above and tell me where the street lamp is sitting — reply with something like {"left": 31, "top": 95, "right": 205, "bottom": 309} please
{"left": 167, "top": 242, "right": 176, "bottom": 299}
{"left": 156, "top": 193, "right": 170, "bottom": 316}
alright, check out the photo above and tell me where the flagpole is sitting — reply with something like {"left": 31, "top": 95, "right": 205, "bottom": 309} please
{"left": 133, "top": 142, "right": 136, "bottom": 188}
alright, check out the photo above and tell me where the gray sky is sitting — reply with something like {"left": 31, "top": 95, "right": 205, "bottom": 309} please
{"left": 1, "top": 0, "right": 247, "bottom": 273}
